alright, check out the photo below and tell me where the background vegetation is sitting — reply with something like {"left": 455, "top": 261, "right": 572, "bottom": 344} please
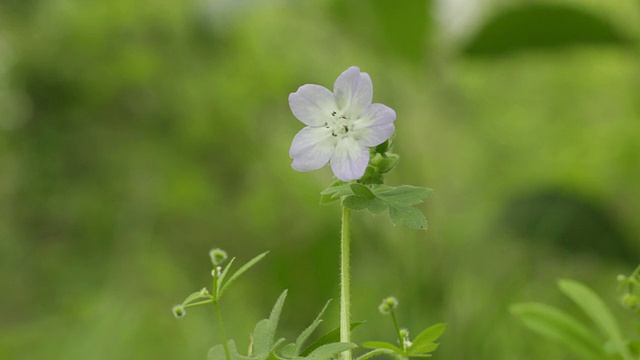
{"left": 1, "top": 0, "right": 639, "bottom": 359}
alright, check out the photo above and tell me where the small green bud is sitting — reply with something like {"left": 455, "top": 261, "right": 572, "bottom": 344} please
{"left": 378, "top": 296, "right": 399, "bottom": 315}
{"left": 211, "top": 266, "right": 221, "bottom": 277}
{"left": 621, "top": 293, "right": 640, "bottom": 310}
{"left": 199, "top": 287, "right": 210, "bottom": 297}
{"left": 172, "top": 304, "right": 186, "bottom": 319}
{"left": 209, "top": 248, "right": 228, "bottom": 266}
{"left": 375, "top": 153, "right": 400, "bottom": 174}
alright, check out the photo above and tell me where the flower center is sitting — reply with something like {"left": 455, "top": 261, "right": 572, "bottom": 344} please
{"left": 325, "top": 111, "right": 352, "bottom": 138}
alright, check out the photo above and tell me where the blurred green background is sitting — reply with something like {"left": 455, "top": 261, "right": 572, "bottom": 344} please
{"left": 1, "top": 0, "right": 639, "bottom": 359}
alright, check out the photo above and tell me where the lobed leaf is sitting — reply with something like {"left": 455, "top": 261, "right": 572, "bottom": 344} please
{"left": 342, "top": 195, "right": 373, "bottom": 210}
{"left": 389, "top": 206, "right": 428, "bottom": 230}
{"left": 350, "top": 184, "right": 376, "bottom": 200}
{"left": 375, "top": 185, "right": 433, "bottom": 206}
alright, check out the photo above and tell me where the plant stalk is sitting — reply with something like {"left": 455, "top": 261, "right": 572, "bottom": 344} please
{"left": 213, "top": 270, "right": 231, "bottom": 360}
{"left": 339, "top": 206, "right": 352, "bottom": 360}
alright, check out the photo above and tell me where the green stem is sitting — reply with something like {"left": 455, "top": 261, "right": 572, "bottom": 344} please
{"left": 213, "top": 269, "right": 231, "bottom": 360}
{"left": 339, "top": 206, "right": 352, "bottom": 360}
{"left": 214, "top": 300, "right": 232, "bottom": 360}
{"left": 390, "top": 310, "right": 403, "bottom": 349}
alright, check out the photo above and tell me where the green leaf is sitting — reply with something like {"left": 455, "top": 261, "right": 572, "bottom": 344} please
{"left": 219, "top": 251, "right": 268, "bottom": 297}
{"left": 362, "top": 341, "right": 402, "bottom": 353}
{"left": 375, "top": 186, "right": 432, "bottom": 206}
{"left": 510, "top": 302, "right": 605, "bottom": 360}
{"left": 319, "top": 180, "right": 349, "bottom": 205}
{"left": 304, "top": 342, "right": 357, "bottom": 360}
{"left": 342, "top": 195, "right": 373, "bottom": 210}
{"left": 217, "top": 257, "right": 236, "bottom": 293}
{"left": 409, "top": 323, "right": 446, "bottom": 354}
{"left": 462, "top": 3, "right": 632, "bottom": 58}
{"left": 289, "top": 300, "right": 332, "bottom": 356}
{"left": 181, "top": 288, "right": 211, "bottom": 306}
{"left": 299, "top": 322, "right": 364, "bottom": 357}
{"left": 253, "top": 290, "right": 287, "bottom": 357}
{"left": 389, "top": 206, "right": 428, "bottom": 230}
{"left": 409, "top": 343, "right": 438, "bottom": 355}
{"left": 558, "top": 279, "right": 633, "bottom": 360}
{"left": 366, "top": 200, "right": 388, "bottom": 215}
{"left": 350, "top": 184, "right": 376, "bottom": 200}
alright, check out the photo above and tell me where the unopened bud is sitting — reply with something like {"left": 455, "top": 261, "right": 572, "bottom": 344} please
{"left": 621, "top": 293, "right": 640, "bottom": 310}
{"left": 172, "top": 304, "right": 186, "bottom": 319}
{"left": 209, "top": 248, "right": 228, "bottom": 266}
{"left": 378, "top": 296, "right": 399, "bottom": 315}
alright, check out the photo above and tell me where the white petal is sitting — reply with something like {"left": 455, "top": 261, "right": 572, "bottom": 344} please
{"left": 290, "top": 126, "right": 337, "bottom": 171}
{"left": 289, "top": 84, "right": 336, "bottom": 126}
{"left": 333, "top": 66, "right": 373, "bottom": 118}
{"left": 330, "top": 137, "right": 370, "bottom": 181}
{"left": 356, "top": 103, "right": 396, "bottom": 147}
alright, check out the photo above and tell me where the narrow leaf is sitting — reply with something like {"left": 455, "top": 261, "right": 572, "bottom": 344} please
{"left": 558, "top": 279, "right": 632, "bottom": 360}
{"left": 293, "top": 300, "right": 332, "bottom": 355}
{"left": 253, "top": 290, "right": 288, "bottom": 357}
{"left": 300, "top": 322, "right": 364, "bottom": 357}
{"left": 409, "top": 323, "right": 446, "bottom": 351}
{"left": 510, "top": 302, "right": 606, "bottom": 360}
{"left": 305, "top": 342, "right": 357, "bottom": 360}
{"left": 362, "top": 341, "right": 402, "bottom": 353}
{"left": 182, "top": 288, "right": 211, "bottom": 306}
{"left": 219, "top": 251, "right": 269, "bottom": 297}
{"left": 217, "top": 257, "right": 236, "bottom": 294}
{"left": 409, "top": 342, "right": 439, "bottom": 355}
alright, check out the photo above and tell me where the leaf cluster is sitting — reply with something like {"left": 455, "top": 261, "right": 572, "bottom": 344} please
{"left": 208, "top": 291, "right": 356, "bottom": 360}
{"left": 361, "top": 323, "right": 446, "bottom": 360}
{"left": 511, "top": 279, "right": 639, "bottom": 360}
{"left": 320, "top": 183, "right": 432, "bottom": 230}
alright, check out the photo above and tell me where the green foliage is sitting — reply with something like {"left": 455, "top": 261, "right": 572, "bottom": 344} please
{"left": 362, "top": 323, "right": 446, "bottom": 359}
{"left": 512, "top": 278, "right": 639, "bottom": 360}
{"left": 207, "top": 291, "right": 355, "bottom": 360}
{"left": 218, "top": 252, "right": 269, "bottom": 299}
{"left": 321, "top": 183, "right": 432, "bottom": 230}
{"left": 462, "top": 3, "right": 632, "bottom": 57}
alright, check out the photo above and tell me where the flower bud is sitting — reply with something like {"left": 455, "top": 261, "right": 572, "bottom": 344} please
{"left": 172, "top": 304, "right": 186, "bottom": 319}
{"left": 209, "top": 248, "right": 228, "bottom": 266}
{"left": 378, "top": 296, "right": 399, "bottom": 315}
{"left": 399, "top": 328, "right": 411, "bottom": 347}
{"left": 621, "top": 293, "right": 640, "bottom": 310}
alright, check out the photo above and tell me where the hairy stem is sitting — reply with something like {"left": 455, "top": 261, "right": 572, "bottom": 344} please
{"left": 339, "top": 206, "right": 352, "bottom": 360}
{"left": 214, "top": 300, "right": 232, "bottom": 360}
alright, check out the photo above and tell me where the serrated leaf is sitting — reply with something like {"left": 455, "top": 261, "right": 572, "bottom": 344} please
{"left": 362, "top": 341, "right": 402, "bottom": 353}
{"left": 375, "top": 186, "right": 432, "bottom": 206}
{"left": 510, "top": 302, "right": 606, "bottom": 360}
{"left": 219, "top": 251, "right": 268, "bottom": 297}
{"left": 342, "top": 195, "right": 372, "bottom": 210}
{"left": 253, "top": 290, "right": 288, "bottom": 357}
{"left": 409, "top": 323, "right": 446, "bottom": 353}
{"left": 350, "top": 184, "right": 375, "bottom": 200}
{"left": 299, "top": 322, "right": 364, "bottom": 357}
{"left": 304, "top": 342, "right": 357, "bottom": 360}
{"left": 389, "top": 206, "right": 428, "bottom": 230}
{"left": 558, "top": 279, "right": 632, "bottom": 360}
{"left": 319, "top": 184, "right": 353, "bottom": 198}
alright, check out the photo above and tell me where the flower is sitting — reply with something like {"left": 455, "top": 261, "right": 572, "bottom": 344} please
{"left": 288, "top": 66, "right": 396, "bottom": 181}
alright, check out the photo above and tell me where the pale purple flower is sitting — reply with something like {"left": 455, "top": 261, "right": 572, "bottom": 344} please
{"left": 288, "top": 66, "right": 396, "bottom": 181}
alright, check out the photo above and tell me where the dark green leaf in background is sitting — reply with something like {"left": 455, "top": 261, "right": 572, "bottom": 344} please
{"left": 462, "top": 4, "right": 633, "bottom": 58}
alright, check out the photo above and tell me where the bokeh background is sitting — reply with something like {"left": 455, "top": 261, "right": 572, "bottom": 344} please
{"left": 1, "top": 0, "right": 639, "bottom": 359}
